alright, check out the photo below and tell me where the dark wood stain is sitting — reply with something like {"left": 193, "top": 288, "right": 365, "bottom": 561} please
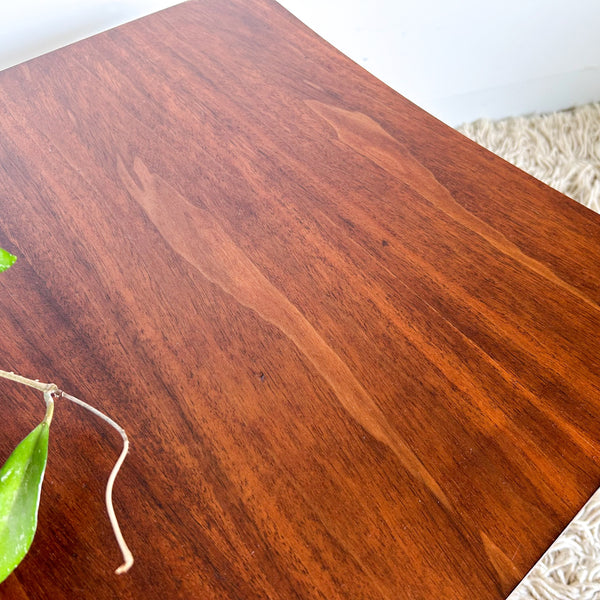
{"left": 0, "top": 0, "right": 599, "bottom": 598}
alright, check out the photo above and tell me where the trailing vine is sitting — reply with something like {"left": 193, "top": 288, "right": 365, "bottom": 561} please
{"left": 0, "top": 249, "right": 133, "bottom": 582}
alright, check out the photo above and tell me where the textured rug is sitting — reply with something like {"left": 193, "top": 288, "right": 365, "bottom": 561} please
{"left": 458, "top": 103, "right": 600, "bottom": 599}
{"left": 459, "top": 103, "right": 600, "bottom": 213}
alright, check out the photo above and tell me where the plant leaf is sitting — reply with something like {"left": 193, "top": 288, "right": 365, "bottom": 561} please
{"left": 0, "top": 249, "right": 16, "bottom": 273}
{"left": 0, "top": 422, "right": 49, "bottom": 583}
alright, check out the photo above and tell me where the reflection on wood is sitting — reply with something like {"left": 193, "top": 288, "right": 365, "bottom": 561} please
{"left": 117, "top": 156, "right": 451, "bottom": 510}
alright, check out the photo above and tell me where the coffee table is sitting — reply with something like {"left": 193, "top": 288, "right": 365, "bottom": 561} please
{"left": 1, "top": 1, "right": 600, "bottom": 598}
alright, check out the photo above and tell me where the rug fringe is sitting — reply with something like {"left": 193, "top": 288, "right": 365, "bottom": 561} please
{"left": 458, "top": 103, "right": 600, "bottom": 215}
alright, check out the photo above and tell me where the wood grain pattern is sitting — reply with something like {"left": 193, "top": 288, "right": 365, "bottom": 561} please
{"left": 0, "top": 1, "right": 599, "bottom": 598}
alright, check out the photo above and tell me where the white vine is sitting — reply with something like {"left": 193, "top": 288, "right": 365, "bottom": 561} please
{"left": 0, "top": 369, "right": 133, "bottom": 574}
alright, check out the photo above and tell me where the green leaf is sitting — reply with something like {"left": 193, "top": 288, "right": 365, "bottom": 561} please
{"left": 0, "top": 249, "right": 16, "bottom": 273}
{"left": 0, "top": 422, "right": 49, "bottom": 583}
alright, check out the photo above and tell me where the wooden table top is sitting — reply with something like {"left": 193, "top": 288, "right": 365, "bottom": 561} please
{"left": 1, "top": 1, "right": 600, "bottom": 598}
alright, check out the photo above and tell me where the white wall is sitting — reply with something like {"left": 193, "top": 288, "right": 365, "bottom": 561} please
{"left": 0, "top": 1, "right": 182, "bottom": 73}
{"left": 0, "top": 1, "right": 599, "bottom": 126}
{"left": 278, "top": 0, "right": 600, "bottom": 125}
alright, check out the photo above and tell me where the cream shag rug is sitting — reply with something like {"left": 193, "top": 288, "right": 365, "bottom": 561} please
{"left": 458, "top": 103, "right": 600, "bottom": 599}
{"left": 459, "top": 103, "right": 600, "bottom": 212}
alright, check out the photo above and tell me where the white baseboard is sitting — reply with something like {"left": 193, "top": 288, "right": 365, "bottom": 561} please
{"left": 423, "top": 68, "right": 600, "bottom": 126}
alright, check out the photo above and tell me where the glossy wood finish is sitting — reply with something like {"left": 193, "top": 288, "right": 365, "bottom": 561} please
{"left": 1, "top": 1, "right": 600, "bottom": 598}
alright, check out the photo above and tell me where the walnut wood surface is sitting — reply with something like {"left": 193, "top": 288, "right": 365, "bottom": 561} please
{"left": 1, "top": 1, "right": 600, "bottom": 598}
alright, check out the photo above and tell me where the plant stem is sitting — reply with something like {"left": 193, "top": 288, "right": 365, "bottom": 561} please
{"left": 0, "top": 369, "right": 133, "bottom": 573}
{"left": 60, "top": 391, "right": 134, "bottom": 574}
{"left": 43, "top": 390, "right": 55, "bottom": 426}
{"left": 0, "top": 369, "right": 57, "bottom": 394}
{"left": 0, "top": 370, "right": 56, "bottom": 426}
